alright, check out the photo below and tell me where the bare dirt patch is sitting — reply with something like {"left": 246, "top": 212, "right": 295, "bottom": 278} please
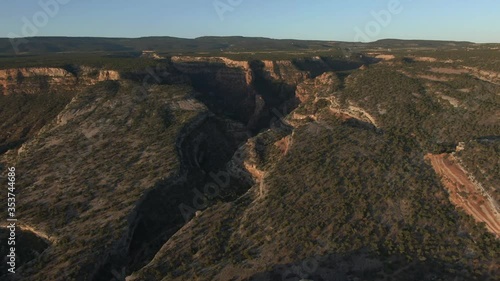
{"left": 429, "top": 67, "right": 468, "bottom": 75}
{"left": 366, "top": 53, "right": 395, "bottom": 60}
{"left": 398, "top": 70, "right": 452, "bottom": 82}
{"left": 416, "top": 74, "right": 450, "bottom": 82}
{"left": 413, "top": 57, "right": 438, "bottom": 62}
{"left": 426, "top": 154, "right": 500, "bottom": 237}
{"left": 375, "top": 54, "right": 396, "bottom": 61}
{"left": 440, "top": 96, "right": 460, "bottom": 107}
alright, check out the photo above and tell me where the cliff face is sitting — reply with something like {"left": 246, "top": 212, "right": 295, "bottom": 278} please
{"left": 170, "top": 57, "right": 313, "bottom": 132}
{"left": 261, "top": 60, "right": 309, "bottom": 84}
{"left": 171, "top": 56, "right": 253, "bottom": 85}
{"left": 170, "top": 56, "right": 312, "bottom": 93}
{"left": 170, "top": 57, "right": 257, "bottom": 126}
{"left": 0, "top": 67, "right": 120, "bottom": 95}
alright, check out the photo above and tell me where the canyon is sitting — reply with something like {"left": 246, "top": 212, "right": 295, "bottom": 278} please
{"left": 0, "top": 57, "right": 325, "bottom": 280}
{"left": 0, "top": 48, "right": 499, "bottom": 280}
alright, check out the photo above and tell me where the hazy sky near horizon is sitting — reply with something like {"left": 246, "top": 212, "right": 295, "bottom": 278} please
{"left": 1, "top": 0, "right": 499, "bottom": 43}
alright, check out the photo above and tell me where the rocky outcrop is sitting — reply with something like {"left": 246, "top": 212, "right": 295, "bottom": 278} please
{"left": 463, "top": 66, "right": 500, "bottom": 85}
{"left": 0, "top": 67, "right": 74, "bottom": 94}
{"left": 292, "top": 72, "right": 379, "bottom": 128}
{"left": 0, "top": 67, "right": 120, "bottom": 95}
{"left": 295, "top": 72, "right": 340, "bottom": 103}
{"left": 0, "top": 67, "right": 72, "bottom": 80}
{"left": 261, "top": 60, "right": 309, "bottom": 85}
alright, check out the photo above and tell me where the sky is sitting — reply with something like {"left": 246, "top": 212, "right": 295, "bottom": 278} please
{"left": 1, "top": 0, "right": 499, "bottom": 43}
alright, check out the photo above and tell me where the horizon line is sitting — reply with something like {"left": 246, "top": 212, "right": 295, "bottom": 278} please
{"left": 1, "top": 35, "right": 496, "bottom": 44}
